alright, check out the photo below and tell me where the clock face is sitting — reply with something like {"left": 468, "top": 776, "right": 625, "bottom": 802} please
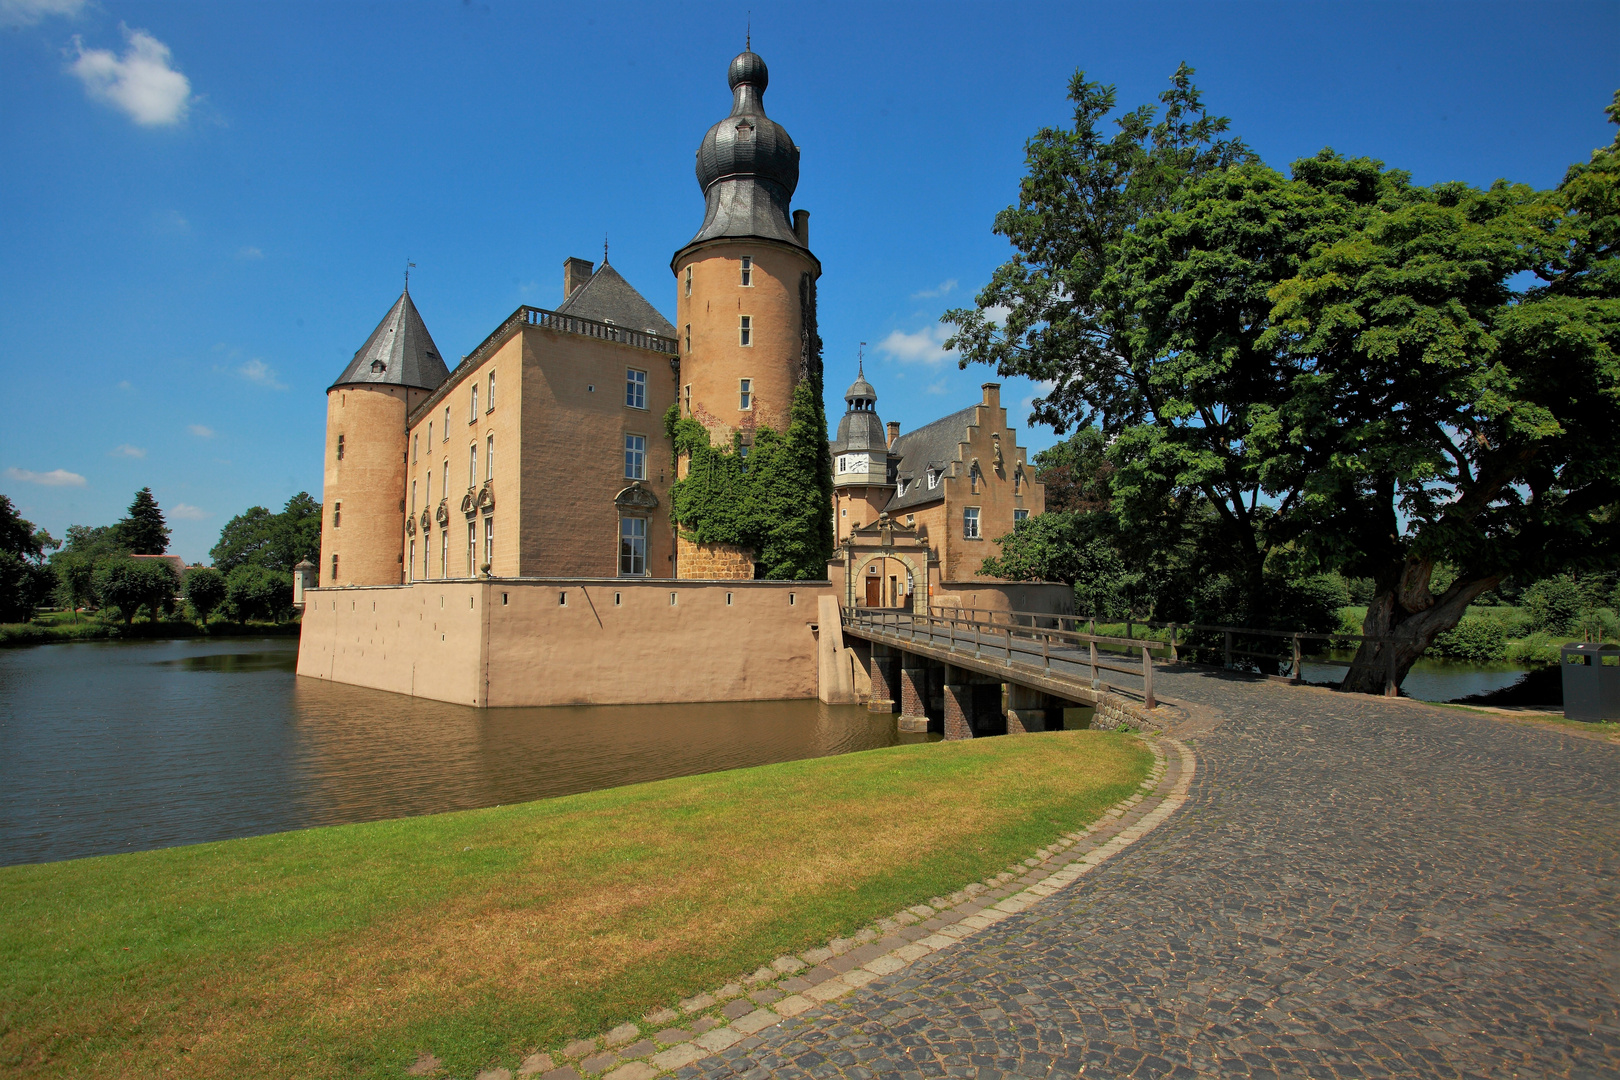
{"left": 838, "top": 453, "right": 871, "bottom": 474}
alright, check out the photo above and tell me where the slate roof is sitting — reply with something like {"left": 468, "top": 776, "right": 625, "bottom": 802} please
{"left": 832, "top": 409, "right": 889, "bottom": 454}
{"left": 555, "top": 263, "right": 676, "bottom": 337}
{"left": 885, "top": 405, "right": 979, "bottom": 512}
{"left": 330, "top": 290, "right": 451, "bottom": 392}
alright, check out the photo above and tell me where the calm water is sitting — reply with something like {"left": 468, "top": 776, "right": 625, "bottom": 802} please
{"left": 0, "top": 637, "right": 902, "bottom": 867}
{"left": 1300, "top": 655, "right": 1533, "bottom": 702}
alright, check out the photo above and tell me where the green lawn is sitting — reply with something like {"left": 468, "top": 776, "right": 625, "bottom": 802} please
{"left": 0, "top": 729, "right": 1149, "bottom": 1079}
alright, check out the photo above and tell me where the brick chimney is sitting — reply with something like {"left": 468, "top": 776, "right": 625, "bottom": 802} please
{"left": 886, "top": 421, "right": 900, "bottom": 449}
{"left": 563, "top": 257, "right": 595, "bottom": 302}
{"left": 793, "top": 209, "right": 810, "bottom": 247}
{"left": 981, "top": 382, "right": 1001, "bottom": 407}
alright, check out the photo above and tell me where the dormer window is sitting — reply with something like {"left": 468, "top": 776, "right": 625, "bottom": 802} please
{"left": 897, "top": 479, "right": 907, "bottom": 496}
{"left": 927, "top": 469, "right": 939, "bottom": 490}
{"left": 370, "top": 359, "right": 386, "bottom": 374}
{"left": 740, "top": 256, "right": 753, "bottom": 287}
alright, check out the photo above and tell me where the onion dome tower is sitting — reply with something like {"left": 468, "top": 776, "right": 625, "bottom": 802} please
{"left": 672, "top": 47, "right": 820, "bottom": 445}
{"left": 320, "top": 287, "right": 450, "bottom": 587}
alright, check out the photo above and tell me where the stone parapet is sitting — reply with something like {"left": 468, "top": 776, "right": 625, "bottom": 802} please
{"left": 1090, "top": 690, "right": 1154, "bottom": 732}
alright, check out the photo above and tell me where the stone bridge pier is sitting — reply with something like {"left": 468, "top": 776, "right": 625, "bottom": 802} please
{"left": 866, "top": 646, "right": 1080, "bottom": 741}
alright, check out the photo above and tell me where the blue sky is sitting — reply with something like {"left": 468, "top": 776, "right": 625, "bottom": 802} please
{"left": 2, "top": 0, "right": 1616, "bottom": 563}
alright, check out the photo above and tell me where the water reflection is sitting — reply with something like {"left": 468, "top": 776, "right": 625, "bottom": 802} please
{"left": 1300, "top": 655, "right": 1534, "bottom": 703}
{"left": 0, "top": 637, "right": 897, "bottom": 867}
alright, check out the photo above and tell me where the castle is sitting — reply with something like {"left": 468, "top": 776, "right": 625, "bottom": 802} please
{"left": 296, "top": 49, "right": 1057, "bottom": 707}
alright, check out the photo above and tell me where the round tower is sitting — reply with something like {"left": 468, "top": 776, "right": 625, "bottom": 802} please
{"left": 673, "top": 48, "right": 821, "bottom": 446}
{"left": 319, "top": 288, "right": 450, "bottom": 587}
{"left": 830, "top": 362, "right": 894, "bottom": 542}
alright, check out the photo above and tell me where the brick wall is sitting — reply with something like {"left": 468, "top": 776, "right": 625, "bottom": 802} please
{"left": 677, "top": 536, "right": 755, "bottom": 579}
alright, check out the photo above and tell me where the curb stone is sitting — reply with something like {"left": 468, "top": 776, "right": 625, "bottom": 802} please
{"left": 421, "top": 734, "right": 1196, "bottom": 1079}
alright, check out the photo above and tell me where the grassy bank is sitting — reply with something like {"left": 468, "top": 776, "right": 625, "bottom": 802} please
{"left": 0, "top": 729, "right": 1149, "bottom": 1079}
{"left": 0, "top": 614, "right": 300, "bottom": 647}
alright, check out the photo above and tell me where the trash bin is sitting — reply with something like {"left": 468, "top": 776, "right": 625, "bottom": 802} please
{"left": 1560, "top": 642, "right": 1620, "bottom": 721}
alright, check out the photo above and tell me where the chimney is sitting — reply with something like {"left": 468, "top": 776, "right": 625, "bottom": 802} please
{"left": 981, "top": 382, "right": 1000, "bottom": 407}
{"left": 886, "top": 421, "right": 900, "bottom": 449}
{"left": 563, "top": 257, "right": 595, "bottom": 301}
{"left": 793, "top": 209, "right": 810, "bottom": 247}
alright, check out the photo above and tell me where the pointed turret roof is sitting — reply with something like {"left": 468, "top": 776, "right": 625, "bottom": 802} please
{"left": 330, "top": 289, "right": 451, "bottom": 392}
{"left": 555, "top": 262, "right": 676, "bottom": 337}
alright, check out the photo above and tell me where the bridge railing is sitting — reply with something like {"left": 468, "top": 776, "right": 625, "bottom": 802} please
{"left": 843, "top": 605, "right": 1163, "bottom": 709}
{"left": 923, "top": 606, "right": 1408, "bottom": 696}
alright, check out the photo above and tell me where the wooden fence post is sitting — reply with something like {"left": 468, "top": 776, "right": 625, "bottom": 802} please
{"left": 1089, "top": 639, "right": 1100, "bottom": 688}
{"left": 1169, "top": 623, "right": 1179, "bottom": 663}
{"left": 1223, "top": 630, "right": 1233, "bottom": 669}
{"left": 1143, "top": 645, "right": 1156, "bottom": 710}
{"left": 1291, "top": 634, "right": 1302, "bottom": 684}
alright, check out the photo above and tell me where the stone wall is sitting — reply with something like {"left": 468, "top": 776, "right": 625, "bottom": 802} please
{"left": 1090, "top": 690, "right": 1154, "bottom": 732}
{"left": 677, "top": 537, "right": 755, "bottom": 579}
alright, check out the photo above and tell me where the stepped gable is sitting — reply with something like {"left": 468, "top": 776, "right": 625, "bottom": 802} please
{"left": 886, "top": 405, "right": 978, "bottom": 512}
{"left": 683, "top": 48, "right": 806, "bottom": 251}
{"left": 555, "top": 262, "right": 676, "bottom": 337}
{"left": 329, "top": 289, "right": 451, "bottom": 392}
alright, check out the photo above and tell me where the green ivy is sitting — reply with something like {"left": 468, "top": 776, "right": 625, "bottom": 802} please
{"left": 664, "top": 377, "right": 834, "bottom": 580}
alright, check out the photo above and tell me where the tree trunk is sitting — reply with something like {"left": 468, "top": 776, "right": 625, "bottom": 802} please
{"left": 1341, "top": 560, "right": 1500, "bottom": 695}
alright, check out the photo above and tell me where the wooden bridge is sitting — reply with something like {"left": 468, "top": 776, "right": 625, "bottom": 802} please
{"left": 839, "top": 606, "right": 1162, "bottom": 739}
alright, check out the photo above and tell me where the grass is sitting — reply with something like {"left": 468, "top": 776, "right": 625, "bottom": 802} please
{"left": 0, "top": 729, "right": 1149, "bottom": 1079}
{"left": 0, "top": 614, "right": 299, "bottom": 647}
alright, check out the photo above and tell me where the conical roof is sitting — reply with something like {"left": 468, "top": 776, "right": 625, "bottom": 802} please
{"left": 329, "top": 290, "right": 451, "bottom": 392}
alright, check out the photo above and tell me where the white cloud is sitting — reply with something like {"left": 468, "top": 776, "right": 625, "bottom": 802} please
{"left": 6, "top": 467, "right": 87, "bottom": 487}
{"left": 236, "top": 246, "right": 263, "bottom": 260}
{"left": 110, "top": 444, "right": 146, "bottom": 458}
{"left": 983, "top": 304, "right": 1012, "bottom": 328}
{"left": 170, "top": 503, "right": 209, "bottom": 520}
{"left": 0, "top": 0, "right": 84, "bottom": 28}
{"left": 188, "top": 424, "right": 214, "bottom": 438}
{"left": 911, "top": 279, "right": 958, "bottom": 300}
{"left": 877, "top": 325, "right": 956, "bottom": 366}
{"left": 237, "top": 358, "right": 286, "bottom": 390}
{"left": 68, "top": 25, "right": 193, "bottom": 127}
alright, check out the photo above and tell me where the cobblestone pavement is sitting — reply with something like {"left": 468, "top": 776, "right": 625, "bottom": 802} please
{"left": 676, "top": 670, "right": 1620, "bottom": 1079}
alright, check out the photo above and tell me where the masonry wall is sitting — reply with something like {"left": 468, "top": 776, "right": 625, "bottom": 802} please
{"left": 321, "top": 384, "right": 412, "bottom": 587}
{"left": 296, "top": 578, "right": 833, "bottom": 707}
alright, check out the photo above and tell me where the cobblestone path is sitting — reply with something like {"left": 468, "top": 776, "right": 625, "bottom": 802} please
{"left": 677, "top": 670, "right": 1620, "bottom": 1079}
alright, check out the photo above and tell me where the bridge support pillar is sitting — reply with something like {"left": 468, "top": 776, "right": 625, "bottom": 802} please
{"left": 898, "top": 655, "right": 930, "bottom": 733}
{"left": 943, "top": 664, "right": 974, "bottom": 741}
{"left": 868, "top": 644, "right": 898, "bottom": 714}
{"left": 1006, "top": 682, "right": 1049, "bottom": 735}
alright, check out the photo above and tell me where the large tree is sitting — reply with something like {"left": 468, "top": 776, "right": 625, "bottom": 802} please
{"left": 0, "top": 495, "right": 56, "bottom": 622}
{"left": 113, "top": 487, "right": 170, "bottom": 555}
{"left": 948, "top": 76, "right": 1620, "bottom": 692}
{"left": 209, "top": 493, "right": 322, "bottom": 574}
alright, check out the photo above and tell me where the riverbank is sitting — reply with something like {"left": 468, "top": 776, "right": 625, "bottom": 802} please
{"left": 0, "top": 615, "right": 300, "bottom": 647}
{"left": 0, "top": 729, "right": 1149, "bottom": 1079}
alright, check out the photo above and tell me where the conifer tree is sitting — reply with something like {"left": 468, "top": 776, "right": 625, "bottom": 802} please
{"left": 115, "top": 487, "right": 170, "bottom": 555}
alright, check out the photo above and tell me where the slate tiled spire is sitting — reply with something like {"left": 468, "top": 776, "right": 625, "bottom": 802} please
{"left": 329, "top": 289, "right": 451, "bottom": 392}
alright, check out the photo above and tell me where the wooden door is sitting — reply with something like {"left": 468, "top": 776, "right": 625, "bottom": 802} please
{"left": 865, "top": 576, "right": 881, "bottom": 607}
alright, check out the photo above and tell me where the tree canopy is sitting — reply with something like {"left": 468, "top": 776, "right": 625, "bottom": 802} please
{"left": 0, "top": 495, "right": 56, "bottom": 622}
{"left": 113, "top": 487, "right": 170, "bottom": 555}
{"left": 210, "top": 493, "right": 322, "bottom": 574}
{"left": 949, "top": 72, "right": 1619, "bottom": 691}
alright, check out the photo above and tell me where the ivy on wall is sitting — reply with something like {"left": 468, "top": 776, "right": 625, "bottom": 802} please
{"left": 664, "top": 377, "right": 835, "bottom": 580}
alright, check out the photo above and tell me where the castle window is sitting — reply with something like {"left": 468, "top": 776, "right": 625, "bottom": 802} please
{"left": 487, "top": 370, "right": 496, "bottom": 412}
{"left": 470, "top": 385, "right": 478, "bottom": 423}
{"left": 626, "top": 368, "right": 647, "bottom": 409}
{"left": 740, "top": 256, "right": 753, "bottom": 287}
{"left": 331, "top": 553, "right": 339, "bottom": 581}
{"left": 413, "top": 434, "right": 419, "bottom": 464}
{"left": 467, "top": 521, "right": 476, "bottom": 576}
{"left": 837, "top": 455, "right": 847, "bottom": 473}
{"left": 484, "top": 516, "right": 494, "bottom": 569}
{"left": 625, "top": 434, "right": 646, "bottom": 480}
{"left": 927, "top": 469, "right": 939, "bottom": 490}
{"left": 443, "top": 406, "right": 449, "bottom": 439}
{"left": 619, "top": 517, "right": 647, "bottom": 576}
{"left": 1014, "top": 508, "right": 1030, "bottom": 522}
{"left": 739, "top": 378, "right": 752, "bottom": 410}
{"left": 333, "top": 502, "right": 341, "bottom": 529}
{"left": 739, "top": 316, "right": 752, "bottom": 347}
{"left": 468, "top": 443, "right": 477, "bottom": 489}
{"left": 684, "top": 325, "right": 691, "bottom": 354}
{"left": 427, "top": 421, "right": 433, "bottom": 447}
{"left": 440, "top": 529, "right": 448, "bottom": 577}
{"left": 684, "top": 384, "right": 692, "bottom": 415}
{"left": 336, "top": 434, "right": 345, "bottom": 461}
{"left": 408, "top": 540, "right": 415, "bottom": 581}
{"left": 684, "top": 265, "right": 692, "bottom": 297}
{"left": 426, "top": 470, "right": 432, "bottom": 505}
{"left": 486, "top": 434, "right": 494, "bottom": 480}
{"left": 423, "top": 531, "right": 430, "bottom": 577}
{"left": 963, "top": 507, "right": 981, "bottom": 539}
{"left": 411, "top": 480, "right": 417, "bottom": 514}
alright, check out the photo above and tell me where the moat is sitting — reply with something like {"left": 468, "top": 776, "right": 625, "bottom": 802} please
{"left": 0, "top": 637, "right": 906, "bottom": 867}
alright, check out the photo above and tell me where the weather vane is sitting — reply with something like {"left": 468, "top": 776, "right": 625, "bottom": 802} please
{"left": 405, "top": 260, "right": 416, "bottom": 291}
{"left": 858, "top": 341, "right": 867, "bottom": 374}
{"left": 746, "top": 13, "right": 751, "bottom": 51}
{"left": 603, "top": 234, "right": 609, "bottom": 264}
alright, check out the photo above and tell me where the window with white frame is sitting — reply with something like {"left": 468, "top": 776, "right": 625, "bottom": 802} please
{"left": 836, "top": 455, "right": 847, "bottom": 473}
{"left": 413, "top": 433, "right": 419, "bottom": 463}
{"left": 442, "top": 406, "right": 449, "bottom": 439}
{"left": 488, "top": 370, "right": 496, "bottom": 411}
{"left": 1014, "top": 508, "right": 1030, "bottom": 522}
{"left": 467, "top": 521, "right": 476, "bottom": 576}
{"left": 740, "top": 255, "right": 752, "bottom": 286}
{"left": 625, "top": 433, "right": 646, "bottom": 479}
{"left": 486, "top": 434, "right": 494, "bottom": 480}
{"left": 440, "top": 529, "right": 448, "bottom": 576}
{"left": 423, "top": 530, "right": 431, "bottom": 577}
{"left": 484, "top": 516, "right": 494, "bottom": 569}
{"left": 468, "top": 443, "right": 477, "bottom": 488}
{"left": 411, "top": 479, "right": 417, "bottom": 514}
{"left": 739, "top": 315, "right": 752, "bottom": 346}
{"left": 684, "top": 324, "right": 691, "bottom": 354}
{"left": 470, "top": 384, "right": 478, "bottom": 422}
{"left": 739, "top": 378, "right": 752, "bottom": 409}
{"left": 427, "top": 420, "right": 433, "bottom": 446}
{"left": 408, "top": 539, "right": 415, "bottom": 581}
{"left": 619, "top": 517, "right": 647, "bottom": 576}
{"left": 426, "top": 470, "right": 432, "bottom": 505}
{"left": 927, "top": 469, "right": 939, "bottom": 489}
{"left": 963, "top": 506, "right": 981, "bottom": 539}
{"left": 626, "top": 368, "right": 646, "bottom": 409}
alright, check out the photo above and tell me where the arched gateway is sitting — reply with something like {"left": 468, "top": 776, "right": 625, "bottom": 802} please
{"left": 835, "top": 512, "right": 939, "bottom": 614}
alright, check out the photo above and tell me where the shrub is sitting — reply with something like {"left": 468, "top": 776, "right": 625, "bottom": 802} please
{"left": 1505, "top": 632, "right": 1563, "bottom": 666}
{"left": 92, "top": 556, "right": 179, "bottom": 624}
{"left": 1431, "top": 616, "right": 1508, "bottom": 662}
{"left": 1523, "top": 576, "right": 1585, "bottom": 635}
{"left": 222, "top": 564, "right": 293, "bottom": 622}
